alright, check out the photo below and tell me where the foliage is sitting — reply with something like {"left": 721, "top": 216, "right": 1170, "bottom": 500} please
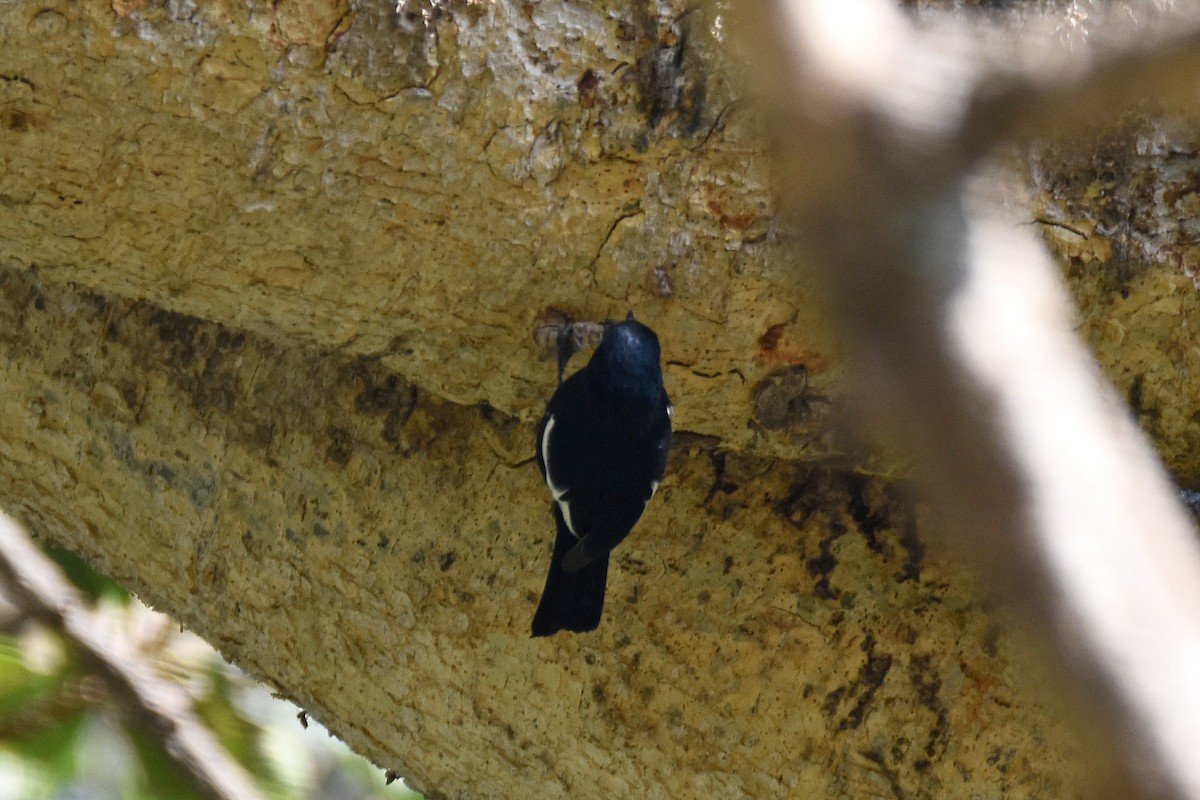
{"left": 0, "top": 553, "right": 423, "bottom": 800}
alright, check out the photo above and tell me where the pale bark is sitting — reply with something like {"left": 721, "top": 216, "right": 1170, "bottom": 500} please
{"left": 0, "top": 1, "right": 1197, "bottom": 798}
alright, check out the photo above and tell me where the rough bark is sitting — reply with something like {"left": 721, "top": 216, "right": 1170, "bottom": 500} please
{"left": 0, "top": 0, "right": 835, "bottom": 461}
{"left": 0, "top": 1, "right": 1196, "bottom": 798}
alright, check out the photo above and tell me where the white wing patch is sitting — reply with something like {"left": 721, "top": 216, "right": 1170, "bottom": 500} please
{"left": 541, "top": 416, "right": 567, "bottom": 500}
{"left": 646, "top": 402, "right": 670, "bottom": 507}
{"left": 557, "top": 499, "right": 579, "bottom": 539}
{"left": 541, "top": 415, "right": 580, "bottom": 538}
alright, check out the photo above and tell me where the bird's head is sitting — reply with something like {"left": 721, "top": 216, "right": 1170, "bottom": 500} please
{"left": 590, "top": 314, "right": 663, "bottom": 399}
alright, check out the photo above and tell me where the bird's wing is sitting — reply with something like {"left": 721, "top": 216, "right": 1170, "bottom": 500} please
{"left": 652, "top": 392, "right": 673, "bottom": 488}
{"left": 537, "top": 371, "right": 597, "bottom": 538}
{"left": 562, "top": 478, "right": 653, "bottom": 572}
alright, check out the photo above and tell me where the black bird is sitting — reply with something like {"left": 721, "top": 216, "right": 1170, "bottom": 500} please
{"left": 531, "top": 314, "right": 672, "bottom": 637}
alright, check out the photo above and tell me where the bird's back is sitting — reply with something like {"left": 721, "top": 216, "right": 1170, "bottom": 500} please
{"left": 540, "top": 368, "right": 666, "bottom": 499}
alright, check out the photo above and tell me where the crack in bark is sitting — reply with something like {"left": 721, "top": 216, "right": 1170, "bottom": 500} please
{"left": 586, "top": 205, "right": 646, "bottom": 274}
{"left": 665, "top": 359, "right": 746, "bottom": 383}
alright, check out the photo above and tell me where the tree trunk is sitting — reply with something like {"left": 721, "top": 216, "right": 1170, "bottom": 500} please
{"left": 1, "top": 1, "right": 1194, "bottom": 797}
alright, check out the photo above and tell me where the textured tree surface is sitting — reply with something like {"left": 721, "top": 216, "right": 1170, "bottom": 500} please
{"left": 0, "top": 1, "right": 1196, "bottom": 798}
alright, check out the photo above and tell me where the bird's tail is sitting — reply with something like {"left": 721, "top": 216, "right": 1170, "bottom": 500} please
{"left": 531, "top": 508, "right": 610, "bottom": 637}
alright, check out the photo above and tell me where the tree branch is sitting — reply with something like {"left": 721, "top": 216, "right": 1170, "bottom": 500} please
{"left": 961, "top": 4, "right": 1200, "bottom": 162}
{"left": 744, "top": 1, "right": 1200, "bottom": 798}
{"left": 0, "top": 513, "right": 266, "bottom": 800}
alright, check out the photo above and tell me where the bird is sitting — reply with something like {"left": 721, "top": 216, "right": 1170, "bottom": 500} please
{"left": 531, "top": 313, "right": 672, "bottom": 637}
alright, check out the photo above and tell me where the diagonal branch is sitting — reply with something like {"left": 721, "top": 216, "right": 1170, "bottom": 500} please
{"left": 741, "top": 1, "right": 1200, "bottom": 799}
{"left": 0, "top": 513, "right": 266, "bottom": 800}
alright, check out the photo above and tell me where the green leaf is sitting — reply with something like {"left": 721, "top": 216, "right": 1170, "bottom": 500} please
{"left": 43, "top": 547, "right": 130, "bottom": 605}
{"left": 0, "top": 638, "right": 71, "bottom": 720}
{"left": 194, "top": 665, "right": 278, "bottom": 786}
{"left": 124, "top": 721, "right": 208, "bottom": 800}
{"left": 6, "top": 707, "right": 90, "bottom": 781}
